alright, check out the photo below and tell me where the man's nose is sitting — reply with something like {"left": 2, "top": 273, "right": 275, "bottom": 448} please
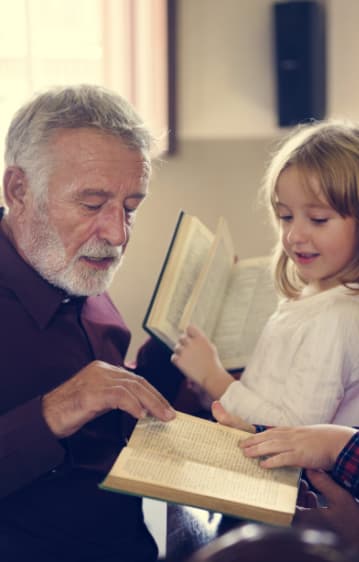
{"left": 97, "top": 208, "right": 128, "bottom": 247}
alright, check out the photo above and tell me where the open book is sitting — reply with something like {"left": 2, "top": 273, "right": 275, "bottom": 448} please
{"left": 100, "top": 412, "right": 300, "bottom": 526}
{"left": 143, "top": 211, "right": 278, "bottom": 369}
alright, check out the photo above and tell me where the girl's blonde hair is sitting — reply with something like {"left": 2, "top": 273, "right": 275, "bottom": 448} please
{"left": 263, "top": 120, "right": 359, "bottom": 298}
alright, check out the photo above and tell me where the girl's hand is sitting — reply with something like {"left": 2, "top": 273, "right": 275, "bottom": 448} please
{"left": 240, "top": 425, "right": 357, "bottom": 470}
{"left": 171, "top": 325, "right": 234, "bottom": 399}
{"left": 211, "top": 400, "right": 256, "bottom": 433}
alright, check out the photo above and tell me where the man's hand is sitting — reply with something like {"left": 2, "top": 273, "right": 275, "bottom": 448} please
{"left": 42, "top": 360, "right": 175, "bottom": 438}
{"left": 296, "top": 478, "right": 319, "bottom": 509}
{"left": 294, "top": 470, "right": 359, "bottom": 550}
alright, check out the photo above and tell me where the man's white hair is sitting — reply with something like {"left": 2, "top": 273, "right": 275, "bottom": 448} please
{"left": 4, "top": 84, "right": 154, "bottom": 200}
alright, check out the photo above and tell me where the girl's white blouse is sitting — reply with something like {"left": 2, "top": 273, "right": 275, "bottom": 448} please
{"left": 220, "top": 284, "right": 359, "bottom": 426}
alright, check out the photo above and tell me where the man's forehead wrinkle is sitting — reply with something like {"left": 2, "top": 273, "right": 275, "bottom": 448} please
{"left": 49, "top": 130, "right": 149, "bottom": 163}
{"left": 64, "top": 152, "right": 150, "bottom": 176}
{"left": 60, "top": 154, "right": 140, "bottom": 166}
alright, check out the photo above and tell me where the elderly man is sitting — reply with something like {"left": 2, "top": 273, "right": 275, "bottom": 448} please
{"left": 0, "top": 85, "right": 182, "bottom": 561}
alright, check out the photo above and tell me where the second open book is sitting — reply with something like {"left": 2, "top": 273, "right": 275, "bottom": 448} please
{"left": 143, "top": 211, "right": 278, "bottom": 370}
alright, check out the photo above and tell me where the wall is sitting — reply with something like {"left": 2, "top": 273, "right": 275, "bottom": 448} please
{"left": 177, "top": 0, "right": 359, "bottom": 137}
{"left": 110, "top": 0, "right": 359, "bottom": 359}
{"left": 109, "top": 0, "right": 284, "bottom": 357}
{"left": 177, "top": 0, "right": 278, "bottom": 138}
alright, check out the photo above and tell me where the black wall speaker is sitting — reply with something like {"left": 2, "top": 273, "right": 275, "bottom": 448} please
{"left": 273, "top": 1, "right": 326, "bottom": 127}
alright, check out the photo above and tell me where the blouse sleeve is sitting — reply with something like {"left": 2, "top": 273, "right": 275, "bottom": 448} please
{"left": 220, "top": 299, "right": 359, "bottom": 426}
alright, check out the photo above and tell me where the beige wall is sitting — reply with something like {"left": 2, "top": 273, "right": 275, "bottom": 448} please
{"left": 176, "top": 0, "right": 359, "bottom": 138}
{"left": 110, "top": 0, "right": 359, "bottom": 359}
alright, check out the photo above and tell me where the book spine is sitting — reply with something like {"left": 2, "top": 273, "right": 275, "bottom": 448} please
{"left": 142, "top": 210, "right": 186, "bottom": 333}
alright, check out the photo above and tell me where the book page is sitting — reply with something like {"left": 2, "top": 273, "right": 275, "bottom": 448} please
{"left": 212, "top": 257, "right": 278, "bottom": 369}
{"left": 106, "top": 413, "right": 299, "bottom": 516}
{"left": 165, "top": 229, "right": 211, "bottom": 330}
{"left": 146, "top": 214, "right": 214, "bottom": 347}
{"left": 179, "top": 218, "right": 234, "bottom": 338}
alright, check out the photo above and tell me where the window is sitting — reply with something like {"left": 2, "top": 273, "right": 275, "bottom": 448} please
{"left": 0, "top": 0, "right": 172, "bottom": 176}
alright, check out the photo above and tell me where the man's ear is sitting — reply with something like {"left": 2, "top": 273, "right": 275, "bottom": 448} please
{"left": 3, "top": 167, "right": 29, "bottom": 212}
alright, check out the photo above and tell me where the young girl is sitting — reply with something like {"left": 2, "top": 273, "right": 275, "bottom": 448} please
{"left": 171, "top": 120, "right": 359, "bottom": 427}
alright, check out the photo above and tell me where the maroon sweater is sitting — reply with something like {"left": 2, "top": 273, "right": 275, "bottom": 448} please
{"left": 0, "top": 208, "right": 182, "bottom": 561}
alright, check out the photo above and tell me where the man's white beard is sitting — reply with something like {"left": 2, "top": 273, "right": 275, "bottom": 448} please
{"left": 18, "top": 203, "right": 123, "bottom": 296}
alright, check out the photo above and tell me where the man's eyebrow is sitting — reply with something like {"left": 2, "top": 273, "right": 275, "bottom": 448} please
{"left": 74, "top": 189, "right": 147, "bottom": 201}
{"left": 127, "top": 192, "right": 147, "bottom": 200}
{"left": 76, "top": 189, "right": 111, "bottom": 198}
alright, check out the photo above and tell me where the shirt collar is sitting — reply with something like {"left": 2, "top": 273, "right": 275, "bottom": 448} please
{"left": 0, "top": 207, "right": 81, "bottom": 329}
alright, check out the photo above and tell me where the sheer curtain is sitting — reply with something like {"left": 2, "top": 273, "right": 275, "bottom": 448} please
{"left": 0, "top": 0, "right": 169, "bottom": 180}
